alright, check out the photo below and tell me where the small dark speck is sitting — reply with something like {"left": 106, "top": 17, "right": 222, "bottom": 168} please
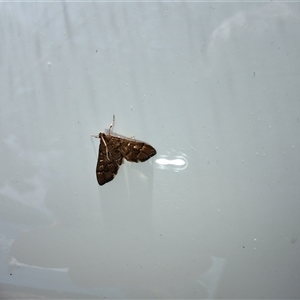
{"left": 10, "top": 273, "right": 12, "bottom": 275}
{"left": 243, "top": 246, "right": 245, "bottom": 248}
{"left": 253, "top": 72, "right": 256, "bottom": 77}
{"left": 96, "top": 50, "right": 98, "bottom": 52}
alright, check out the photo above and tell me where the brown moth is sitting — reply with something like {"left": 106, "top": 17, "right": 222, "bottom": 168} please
{"left": 92, "top": 116, "right": 156, "bottom": 185}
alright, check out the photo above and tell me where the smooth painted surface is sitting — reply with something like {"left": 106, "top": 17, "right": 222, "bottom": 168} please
{"left": 1, "top": 2, "right": 300, "bottom": 299}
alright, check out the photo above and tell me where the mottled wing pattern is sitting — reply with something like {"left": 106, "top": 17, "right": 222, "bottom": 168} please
{"left": 96, "top": 133, "right": 123, "bottom": 185}
{"left": 96, "top": 133, "right": 156, "bottom": 185}
{"left": 116, "top": 137, "right": 157, "bottom": 162}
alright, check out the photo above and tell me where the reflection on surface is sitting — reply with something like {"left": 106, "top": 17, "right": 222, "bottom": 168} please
{"left": 155, "top": 155, "right": 188, "bottom": 171}
{"left": 4, "top": 168, "right": 217, "bottom": 298}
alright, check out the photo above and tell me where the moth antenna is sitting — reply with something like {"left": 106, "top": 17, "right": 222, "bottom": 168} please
{"left": 100, "top": 134, "right": 110, "bottom": 161}
{"left": 90, "top": 134, "right": 99, "bottom": 138}
{"left": 109, "top": 115, "right": 115, "bottom": 135}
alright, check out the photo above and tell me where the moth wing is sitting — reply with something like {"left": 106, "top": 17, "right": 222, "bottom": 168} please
{"left": 96, "top": 134, "right": 123, "bottom": 185}
{"left": 96, "top": 160, "right": 119, "bottom": 185}
{"left": 118, "top": 138, "right": 157, "bottom": 163}
{"left": 95, "top": 133, "right": 156, "bottom": 185}
{"left": 106, "top": 135, "right": 124, "bottom": 165}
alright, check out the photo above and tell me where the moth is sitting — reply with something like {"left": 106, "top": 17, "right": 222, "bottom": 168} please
{"left": 92, "top": 116, "right": 157, "bottom": 185}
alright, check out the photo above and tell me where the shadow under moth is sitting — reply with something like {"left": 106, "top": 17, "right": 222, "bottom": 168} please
{"left": 92, "top": 116, "right": 157, "bottom": 185}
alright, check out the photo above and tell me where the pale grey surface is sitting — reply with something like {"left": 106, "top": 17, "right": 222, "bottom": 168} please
{"left": 1, "top": 2, "right": 300, "bottom": 299}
